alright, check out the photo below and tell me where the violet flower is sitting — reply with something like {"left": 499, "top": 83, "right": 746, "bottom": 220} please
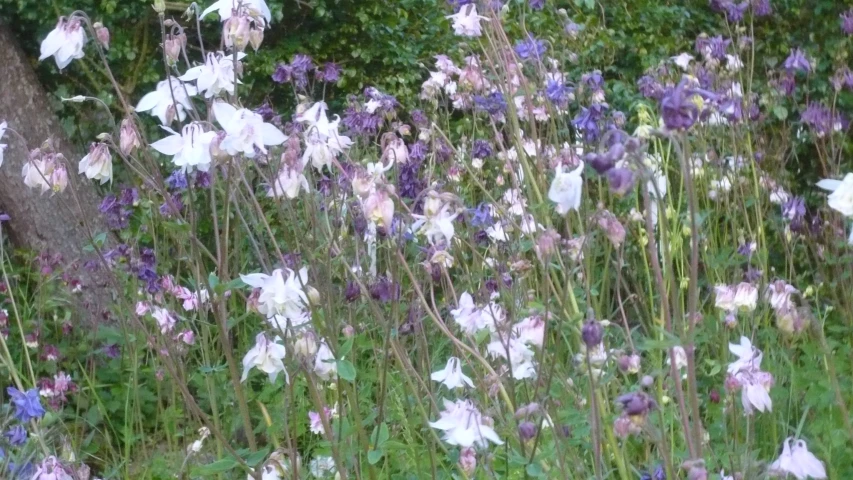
{"left": 528, "top": 0, "right": 545, "bottom": 9}
{"left": 514, "top": 34, "right": 546, "bottom": 60}
{"left": 841, "top": 9, "right": 853, "bottom": 35}
{"left": 471, "top": 140, "right": 493, "bottom": 159}
{"left": 7, "top": 387, "right": 45, "bottom": 422}
{"left": 4, "top": 425, "right": 27, "bottom": 447}
{"left": 316, "top": 62, "right": 343, "bottom": 82}
{"left": 474, "top": 91, "right": 508, "bottom": 119}
{"left": 752, "top": 0, "right": 772, "bottom": 17}
{"left": 783, "top": 48, "right": 810, "bottom": 73}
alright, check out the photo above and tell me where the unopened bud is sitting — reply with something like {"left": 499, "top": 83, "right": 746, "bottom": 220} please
{"left": 249, "top": 24, "right": 264, "bottom": 51}
{"left": 96, "top": 132, "right": 111, "bottom": 141}
{"left": 518, "top": 421, "right": 537, "bottom": 441}
{"left": 581, "top": 320, "right": 603, "bottom": 347}
{"left": 62, "top": 95, "right": 87, "bottom": 103}
{"left": 93, "top": 22, "right": 110, "bottom": 49}
{"left": 165, "top": 104, "right": 177, "bottom": 125}
{"left": 224, "top": 15, "right": 251, "bottom": 52}
{"left": 164, "top": 36, "right": 182, "bottom": 66}
{"left": 293, "top": 332, "right": 318, "bottom": 358}
{"left": 120, "top": 118, "right": 142, "bottom": 156}
{"left": 306, "top": 286, "right": 320, "bottom": 305}
{"left": 153, "top": 0, "right": 166, "bottom": 14}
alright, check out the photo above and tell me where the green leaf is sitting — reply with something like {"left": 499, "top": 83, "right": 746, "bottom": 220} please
{"left": 526, "top": 463, "right": 546, "bottom": 477}
{"left": 337, "top": 359, "right": 356, "bottom": 381}
{"left": 338, "top": 337, "right": 354, "bottom": 358}
{"left": 773, "top": 105, "right": 788, "bottom": 120}
{"left": 208, "top": 272, "right": 220, "bottom": 290}
{"left": 190, "top": 457, "right": 239, "bottom": 475}
{"left": 378, "top": 422, "right": 390, "bottom": 445}
{"left": 367, "top": 449, "right": 384, "bottom": 465}
{"left": 245, "top": 446, "right": 271, "bottom": 467}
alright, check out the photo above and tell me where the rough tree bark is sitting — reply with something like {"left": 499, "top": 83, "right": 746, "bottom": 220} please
{"left": 0, "top": 22, "right": 115, "bottom": 321}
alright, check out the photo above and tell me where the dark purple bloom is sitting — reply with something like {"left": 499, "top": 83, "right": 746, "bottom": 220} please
{"left": 344, "top": 281, "right": 360, "bottom": 302}
{"left": 474, "top": 91, "right": 508, "bottom": 119}
{"left": 782, "top": 196, "right": 806, "bottom": 223}
{"left": 159, "top": 193, "right": 184, "bottom": 217}
{"left": 545, "top": 79, "right": 572, "bottom": 107}
{"left": 581, "top": 320, "right": 603, "bottom": 347}
{"left": 699, "top": 35, "right": 731, "bottom": 60}
{"left": 637, "top": 75, "right": 664, "bottom": 100}
{"left": 572, "top": 102, "right": 608, "bottom": 142}
{"left": 4, "top": 425, "right": 27, "bottom": 447}
{"left": 801, "top": 102, "right": 836, "bottom": 136}
{"left": 841, "top": 9, "right": 853, "bottom": 35}
{"left": 99, "top": 194, "right": 133, "bottom": 230}
{"left": 654, "top": 464, "right": 666, "bottom": 480}
{"left": 409, "top": 141, "right": 428, "bottom": 162}
{"left": 290, "top": 54, "right": 314, "bottom": 75}
{"left": 518, "top": 421, "right": 537, "bottom": 440}
{"left": 254, "top": 102, "right": 275, "bottom": 122}
{"left": 528, "top": 0, "right": 545, "bottom": 9}
{"left": 607, "top": 168, "right": 635, "bottom": 195}
{"left": 723, "top": 1, "right": 749, "bottom": 22}
{"left": 752, "top": 0, "right": 772, "bottom": 17}
{"left": 342, "top": 106, "right": 382, "bottom": 137}
{"left": 468, "top": 203, "right": 493, "bottom": 227}
{"left": 615, "top": 391, "right": 657, "bottom": 416}
{"left": 586, "top": 153, "right": 613, "bottom": 174}
{"left": 435, "top": 138, "right": 453, "bottom": 163}
{"left": 364, "top": 87, "right": 400, "bottom": 113}
{"left": 410, "top": 110, "right": 429, "bottom": 128}
{"left": 514, "top": 34, "right": 547, "bottom": 60}
{"left": 778, "top": 72, "right": 796, "bottom": 96}
{"left": 471, "top": 140, "right": 493, "bottom": 159}
{"left": 7, "top": 388, "right": 45, "bottom": 422}
{"left": 398, "top": 159, "right": 424, "bottom": 200}
{"left": 103, "top": 343, "right": 121, "bottom": 359}
{"left": 271, "top": 63, "right": 294, "bottom": 84}
{"left": 783, "top": 48, "right": 811, "bottom": 73}
{"left": 166, "top": 170, "right": 188, "bottom": 190}
{"left": 660, "top": 79, "right": 701, "bottom": 130}
{"left": 316, "top": 62, "right": 343, "bottom": 83}
{"left": 581, "top": 70, "right": 604, "bottom": 90}
{"left": 195, "top": 171, "right": 212, "bottom": 189}
{"left": 369, "top": 276, "right": 400, "bottom": 303}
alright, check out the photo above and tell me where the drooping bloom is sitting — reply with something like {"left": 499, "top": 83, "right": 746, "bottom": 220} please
{"left": 119, "top": 118, "right": 142, "bottom": 156}
{"left": 309, "top": 406, "right": 336, "bottom": 434}
{"left": 151, "top": 307, "right": 177, "bottom": 334}
{"left": 769, "top": 438, "right": 827, "bottom": 479}
{"left": 733, "top": 282, "right": 758, "bottom": 312}
{"left": 671, "top": 53, "right": 694, "bottom": 70}
{"left": 487, "top": 335, "right": 537, "bottom": 379}
{"left": 313, "top": 341, "right": 337, "bottom": 381}
{"left": 446, "top": 4, "right": 489, "bottom": 37}
{"left": 180, "top": 52, "right": 245, "bottom": 98}
{"left": 151, "top": 123, "right": 218, "bottom": 173}
{"left": 78, "top": 142, "right": 113, "bottom": 184}
{"left": 727, "top": 336, "right": 773, "bottom": 414}
{"left": 241, "top": 333, "right": 287, "bottom": 382}
{"left": 817, "top": 173, "right": 853, "bottom": 217}
{"left": 240, "top": 267, "right": 309, "bottom": 320}
{"left": 783, "top": 48, "right": 811, "bottom": 73}
{"left": 765, "top": 280, "right": 798, "bottom": 311}
{"left": 7, "top": 387, "right": 46, "bottom": 422}
{"left": 200, "top": 0, "right": 272, "bottom": 24}
{"left": 267, "top": 163, "right": 309, "bottom": 199}
{"left": 431, "top": 357, "right": 475, "bottom": 389}
{"left": 135, "top": 77, "right": 198, "bottom": 125}
{"left": 296, "top": 101, "right": 354, "bottom": 170}
{"left": 429, "top": 399, "right": 504, "bottom": 447}
{"left": 450, "top": 292, "right": 504, "bottom": 333}
{"left": 547, "top": 161, "right": 584, "bottom": 214}
{"left": 213, "top": 102, "right": 287, "bottom": 158}
{"left": 38, "top": 17, "right": 87, "bottom": 69}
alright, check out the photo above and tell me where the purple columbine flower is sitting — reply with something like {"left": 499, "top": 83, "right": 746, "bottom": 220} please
{"left": 752, "top": 0, "right": 772, "bottom": 17}
{"left": 564, "top": 20, "right": 583, "bottom": 38}
{"left": 514, "top": 34, "right": 547, "bottom": 60}
{"left": 545, "top": 79, "right": 572, "bottom": 107}
{"left": 435, "top": 138, "right": 453, "bottom": 163}
{"left": 316, "top": 62, "right": 343, "bottom": 83}
{"left": 474, "top": 91, "right": 508, "bottom": 118}
{"left": 572, "top": 102, "right": 608, "bottom": 142}
{"left": 103, "top": 343, "right": 121, "bottom": 359}
{"left": 290, "top": 54, "right": 314, "bottom": 75}
{"left": 471, "top": 139, "right": 493, "bottom": 159}
{"left": 724, "top": 1, "right": 749, "bottom": 22}
{"left": 637, "top": 75, "right": 664, "bottom": 100}
{"left": 195, "top": 171, "right": 212, "bottom": 189}
{"left": 581, "top": 70, "right": 604, "bottom": 90}
{"left": 166, "top": 170, "right": 188, "bottom": 190}
{"left": 783, "top": 48, "right": 810, "bottom": 73}
{"left": 398, "top": 159, "right": 424, "bottom": 201}
{"left": 342, "top": 106, "right": 382, "bottom": 137}
{"left": 708, "top": 36, "right": 731, "bottom": 60}
{"left": 409, "top": 141, "right": 428, "bottom": 162}
{"left": 4, "top": 425, "right": 27, "bottom": 447}
{"left": 410, "top": 110, "right": 429, "bottom": 128}
{"left": 7, "top": 388, "right": 45, "bottom": 422}
{"left": 800, "top": 102, "right": 838, "bottom": 136}
{"left": 653, "top": 464, "right": 666, "bottom": 480}
{"left": 468, "top": 203, "right": 494, "bottom": 227}
{"left": 369, "top": 276, "right": 400, "bottom": 303}
{"left": 661, "top": 80, "right": 700, "bottom": 130}
{"left": 271, "top": 63, "right": 293, "bottom": 84}
{"left": 841, "top": 9, "right": 853, "bottom": 35}
{"left": 528, "top": 0, "right": 545, "bottom": 9}
{"left": 782, "top": 196, "right": 806, "bottom": 222}
{"left": 607, "top": 168, "right": 635, "bottom": 196}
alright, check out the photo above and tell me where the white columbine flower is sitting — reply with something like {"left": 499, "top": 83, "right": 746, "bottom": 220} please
{"left": 213, "top": 102, "right": 287, "bottom": 158}
{"left": 136, "top": 77, "right": 198, "bottom": 125}
{"left": 201, "top": 0, "right": 272, "bottom": 24}
{"left": 151, "top": 123, "right": 217, "bottom": 173}
{"left": 727, "top": 336, "right": 762, "bottom": 374}
{"left": 180, "top": 52, "right": 245, "bottom": 98}
{"left": 267, "top": 163, "right": 309, "bottom": 199}
{"left": 429, "top": 399, "right": 503, "bottom": 448}
{"left": 152, "top": 307, "right": 177, "bottom": 334}
{"left": 487, "top": 336, "right": 537, "bottom": 380}
{"left": 430, "top": 357, "right": 474, "bottom": 389}
{"left": 733, "top": 282, "right": 758, "bottom": 312}
{"left": 671, "top": 52, "right": 694, "bottom": 70}
{"left": 817, "top": 173, "right": 853, "bottom": 217}
{"left": 446, "top": 4, "right": 490, "bottom": 37}
{"left": 411, "top": 194, "right": 460, "bottom": 245}
{"left": 714, "top": 284, "right": 737, "bottom": 312}
{"left": 766, "top": 280, "right": 798, "bottom": 312}
{"left": 240, "top": 267, "right": 309, "bottom": 320}
{"left": 78, "top": 143, "right": 113, "bottom": 184}
{"left": 769, "top": 438, "right": 827, "bottom": 479}
{"left": 547, "top": 162, "right": 584, "bottom": 215}
{"left": 241, "top": 333, "right": 287, "bottom": 382}
{"left": 296, "top": 101, "right": 353, "bottom": 170}
{"left": 39, "top": 17, "right": 87, "bottom": 69}
{"left": 313, "top": 341, "right": 337, "bottom": 381}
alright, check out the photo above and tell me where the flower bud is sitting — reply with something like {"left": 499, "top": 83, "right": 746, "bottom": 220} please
{"left": 120, "top": 118, "right": 142, "bottom": 156}
{"left": 342, "top": 325, "right": 355, "bottom": 338}
{"left": 581, "top": 320, "right": 603, "bottom": 347}
{"left": 153, "top": 0, "right": 166, "bottom": 14}
{"left": 224, "top": 15, "right": 251, "bottom": 52}
{"left": 458, "top": 447, "right": 476, "bottom": 476}
{"left": 306, "top": 286, "right": 321, "bottom": 305}
{"left": 249, "top": 23, "right": 264, "bottom": 51}
{"left": 293, "top": 332, "right": 318, "bottom": 359}
{"left": 164, "top": 35, "right": 182, "bottom": 66}
{"left": 93, "top": 22, "right": 110, "bottom": 49}
{"left": 50, "top": 162, "right": 68, "bottom": 193}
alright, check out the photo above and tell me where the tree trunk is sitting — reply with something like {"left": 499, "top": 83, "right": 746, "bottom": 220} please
{"left": 0, "top": 22, "right": 115, "bottom": 322}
